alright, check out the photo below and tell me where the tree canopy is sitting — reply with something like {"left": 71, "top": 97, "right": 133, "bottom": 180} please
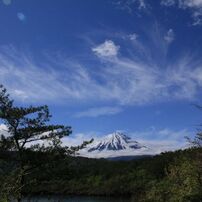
{"left": 0, "top": 84, "right": 72, "bottom": 201}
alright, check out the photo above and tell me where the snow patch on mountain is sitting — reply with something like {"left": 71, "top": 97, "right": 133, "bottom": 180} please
{"left": 78, "top": 131, "right": 154, "bottom": 158}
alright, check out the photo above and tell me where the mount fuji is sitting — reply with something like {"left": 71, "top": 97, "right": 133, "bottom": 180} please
{"left": 78, "top": 131, "right": 154, "bottom": 159}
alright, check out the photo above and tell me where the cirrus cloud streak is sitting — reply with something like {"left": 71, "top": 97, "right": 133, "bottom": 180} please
{"left": 0, "top": 41, "right": 202, "bottom": 108}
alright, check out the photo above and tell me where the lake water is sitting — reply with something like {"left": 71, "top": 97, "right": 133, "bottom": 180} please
{"left": 22, "top": 196, "right": 131, "bottom": 202}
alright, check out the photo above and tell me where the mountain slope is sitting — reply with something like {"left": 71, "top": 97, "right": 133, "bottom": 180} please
{"left": 88, "top": 132, "right": 144, "bottom": 152}
{"left": 78, "top": 131, "right": 152, "bottom": 158}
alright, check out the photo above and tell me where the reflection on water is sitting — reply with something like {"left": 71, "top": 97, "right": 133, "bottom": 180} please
{"left": 23, "top": 196, "right": 131, "bottom": 202}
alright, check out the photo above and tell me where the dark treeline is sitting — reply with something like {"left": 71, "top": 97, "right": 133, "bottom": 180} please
{"left": 0, "top": 147, "right": 202, "bottom": 202}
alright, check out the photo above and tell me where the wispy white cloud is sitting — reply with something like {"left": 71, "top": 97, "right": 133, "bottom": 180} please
{"left": 192, "top": 9, "right": 202, "bottom": 25}
{"left": 0, "top": 124, "right": 9, "bottom": 137}
{"left": 128, "top": 33, "right": 139, "bottom": 41}
{"left": 130, "top": 127, "right": 189, "bottom": 141}
{"left": 161, "top": 0, "right": 202, "bottom": 8}
{"left": 161, "top": 0, "right": 176, "bottom": 6}
{"left": 0, "top": 17, "right": 201, "bottom": 108}
{"left": 133, "top": 128, "right": 191, "bottom": 152}
{"left": 178, "top": 0, "right": 202, "bottom": 25}
{"left": 17, "top": 12, "right": 26, "bottom": 22}
{"left": 0, "top": 45, "right": 111, "bottom": 103}
{"left": 0, "top": 123, "right": 97, "bottom": 147}
{"left": 92, "top": 40, "right": 119, "bottom": 57}
{"left": 138, "top": 0, "right": 147, "bottom": 9}
{"left": 179, "top": 0, "right": 202, "bottom": 8}
{"left": 161, "top": 0, "right": 202, "bottom": 25}
{"left": 164, "top": 29, "right": 175, "bottom": 43}
{"left": 121, "top": 32, "right": 139, "bottom": 41}
{"left": 0, "top": 37, "right": 202, "bottom": 108}
{"left": 112, "top": 0, "right": 147, "bottom": 13}
{"left": 128, "top": 127, "right": 190, "bottom": 152}
{"left": 74, "top": 106, "right": 122, "bottom": 118}
{"left": 62, "top": 132, "right": 97, "bottom": 147}
{"left": 2, "top": 0, "right": 12, "bottom": 6}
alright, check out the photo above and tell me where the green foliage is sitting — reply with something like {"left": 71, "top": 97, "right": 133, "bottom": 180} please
{"left": 1, "top": 145, "right": 202, "bottom": 201}
{"left": 145, "top": 150, "right": 202, "bottom": 202}
{"left": 0, "top": 84, "right": 72, "bottom": 201}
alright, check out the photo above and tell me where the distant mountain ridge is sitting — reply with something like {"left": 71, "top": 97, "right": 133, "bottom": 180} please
{"left": 78, "top": 131, "right": 152, "bottom": 158}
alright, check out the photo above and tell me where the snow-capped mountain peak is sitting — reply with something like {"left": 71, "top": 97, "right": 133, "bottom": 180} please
{"left": 88, "top": 131, "right": 143, "bottom": 152}
{"left": 78, "top": 131, "right": 151, "bottom": 158}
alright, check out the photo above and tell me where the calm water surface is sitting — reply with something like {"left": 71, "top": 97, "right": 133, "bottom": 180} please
{"left": 23, "top": 196, "right": 131, "bottom": 202}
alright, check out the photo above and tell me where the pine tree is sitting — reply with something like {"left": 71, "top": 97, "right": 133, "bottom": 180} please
{"left": 0, "top": 85, "right": 72, "bottom": 201}
{"left": 186, "top": 105, "right": 202, "bottom": 147}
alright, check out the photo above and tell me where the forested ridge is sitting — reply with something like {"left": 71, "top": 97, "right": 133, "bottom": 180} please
{"left": 0, "top": 147, "right": 202, "bottom": 201}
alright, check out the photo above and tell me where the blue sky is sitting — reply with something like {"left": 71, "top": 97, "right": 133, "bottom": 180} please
{"left": 1, "top": 0, "right": 202, "bottom": 149}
